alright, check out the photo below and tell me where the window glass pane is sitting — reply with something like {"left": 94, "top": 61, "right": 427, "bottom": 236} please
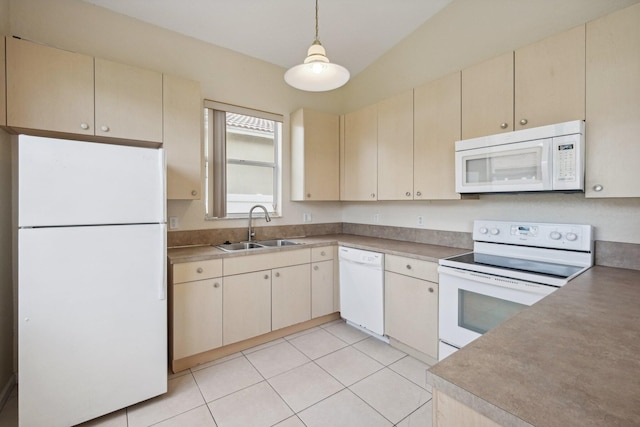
{"left": 226, "top": 164, "right": 274, "bottom": 214}
{"left": 226, "top": 113, "right": 275, "bottom": 163}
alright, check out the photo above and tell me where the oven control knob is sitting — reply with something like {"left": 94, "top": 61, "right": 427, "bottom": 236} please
{"left": 550, "top": 231, "right": 562, "bottom": 240}
{"left": 566, "top": 232, "right": 578, "bottom": 241}
{"left": 490, "top": 228, "right": 500, "bottom": 235}
{"left": 479, "top": 227, "right": 488, "bottom": 234}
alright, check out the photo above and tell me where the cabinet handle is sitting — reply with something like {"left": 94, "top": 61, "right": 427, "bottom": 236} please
{"left": 370, "top": 193, "right": 376, "bottom": 198}
{"left": 321, "top": 251, "right": 326, "bottom": 256}
{"left": 213, "top": 282, "right": 220, "bottom": 288}
{"left": 314, "top": 265, "right": 319, "bottom": 271}
{"left": 275, "top": 272, "right": 280, "bottom": 278}
{"left": 191, "top": 190, "right": 198, "bottom": 196}
{"left": 196, "top": 267, "right": 203, "bottom": 274}
{"left": 519, "top": 119, "right": 528, "bottom": 126}
{"left": 264, "top": 274, "right": 269, "bottom": 280}
{"left": 406, "top": 264, "right": 412, "bottom": 270}
{"left": 307, "top": 193, "right": 311, "bottom": 198}
{"left": 405, "top": 192, "right": 411, "bottom": 197}
{"left": 100, "top": 125, "right": 110, "bottom": 132}
{"left": 80, "top": 122, "right": 90, "bottom": 130}
{"left": 428, "top": 287, "right": 434, "bottom": 293}
{"left": 500, "top": 122, "right": 508, "bottom": 129}
{"left": 593, "top": 184, "right": 603, "bottom": 192}
{"left": 416, "top": 191, "right": 422, "bottom": 197}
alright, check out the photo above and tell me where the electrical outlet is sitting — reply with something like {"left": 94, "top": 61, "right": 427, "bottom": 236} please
{"left": 169, "top": 216, "right": 179, "bottom": 230}
{"left": 303, "top": 212, "right": 312, "bottom": 223}
{"left": 417, "top": 216, "right": 424, "bottom": 226}
{"left": 373, "top": 214, "right": 380, "bottom": 224}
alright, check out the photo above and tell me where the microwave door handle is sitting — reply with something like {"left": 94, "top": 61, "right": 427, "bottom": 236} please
{"left": 541, "top": 139, "right": 552, "bottom": 189}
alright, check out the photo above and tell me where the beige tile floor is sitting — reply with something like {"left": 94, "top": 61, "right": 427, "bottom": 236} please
{"left": 0, "top": 320, "right": 433, "bottom": 427}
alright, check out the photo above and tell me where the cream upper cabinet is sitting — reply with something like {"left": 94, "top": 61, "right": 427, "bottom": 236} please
{"left": 164, "top": 74, "right": 202, "bottom": 200}
{"left": 585, "top": 2, "right": 640, "bottom": 198}
{"left": 384, "top": 255, "right": 438, "bottom": 361}
{"left": 272, "top": 264, "right": 311, "bottom": 330}
{"left": 291, "top": 108, "right": 340, "bottom": 201}
{"left": 377, "top": 90, "right": 414, "bottom": 200}
{"left": 414, "top": 72, "right": 462, "bottom": 200}
{"left": 342, "top": 103, "right": 378, "bottom": 201}
{"left": 514, "top": 24, "right": 585, "bottom": 130}
{"left": 222, "top": 270, "right": 272, "bottom": 346}
{"left": 1, "top": 38, "right": 6, "bottom": 126}
{"left": 461, "top": 52, "right": 514, "bottom": 139}
{"left": 462, "top": 25, "right": 585, "bottom": 139}
{"left": 6, "top": 36, "right": 95, "bottom": 136}
{"left": 94, "top": 58, "right": 163, "bottom": 143}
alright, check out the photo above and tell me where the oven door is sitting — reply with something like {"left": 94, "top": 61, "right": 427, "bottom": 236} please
{"left": 455, "top": 138, "right": 552, "bottom": 193}
{"left": 438, "top": 265, "right": 556, "bottom": 351}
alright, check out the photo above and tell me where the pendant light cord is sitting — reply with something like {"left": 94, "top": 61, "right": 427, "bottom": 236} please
{"left": 314, "top": 0, "right": 320, "bottom": 43}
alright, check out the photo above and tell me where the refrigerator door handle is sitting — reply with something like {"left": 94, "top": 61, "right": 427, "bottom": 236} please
{"left": 159, "top": 224, "right": 167, "bottom": 301}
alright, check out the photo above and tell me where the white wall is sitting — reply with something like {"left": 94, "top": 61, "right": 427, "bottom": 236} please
{"left": 341, "top": 0, "right": 640, "bottom": 245}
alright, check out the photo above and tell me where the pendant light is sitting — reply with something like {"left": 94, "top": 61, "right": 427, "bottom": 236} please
{"left": 284, "top": 0, "right": 350, "bottom": 92}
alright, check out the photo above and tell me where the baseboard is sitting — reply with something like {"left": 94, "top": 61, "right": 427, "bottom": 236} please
{"left": 0, "top": 372, "right": 17, "bottom": 412}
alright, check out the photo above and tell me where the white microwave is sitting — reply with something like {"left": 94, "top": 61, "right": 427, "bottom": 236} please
{"left": 455, "top": 120, "right": 585, "bottom": 194}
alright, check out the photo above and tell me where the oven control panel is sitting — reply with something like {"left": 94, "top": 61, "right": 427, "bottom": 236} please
{"left": 473, "top": 220, "right": 593, "bottom": 251}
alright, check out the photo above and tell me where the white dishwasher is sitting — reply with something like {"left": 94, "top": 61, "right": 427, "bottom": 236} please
{"left": 339, "top": 247, "right": 385, "bottom": 338}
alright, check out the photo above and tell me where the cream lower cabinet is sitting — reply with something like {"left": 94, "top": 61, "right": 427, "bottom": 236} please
{"left": 223, "top": 270, "right": 272, "bottom": 346}
{"left": 272, "top": 264, "right": 311, "bottom": 330}
{"left": 1, "top": 38, "right": 6, "bottom": 126}
{"left": 384, "top": 255, "right": 438, "bottom": 361}
{"left": 585, "top": 2, "right": 640, "bottom": 198}
{"left": 311, "top": 246, "right": 336, "bottom": 318}
{"left": 171, "top": 259, "right": 223, "bottom": 362}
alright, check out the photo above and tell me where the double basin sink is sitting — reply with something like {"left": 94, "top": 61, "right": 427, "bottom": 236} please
{"left": 216, "top": 239, "right": 303, "bottom": 252}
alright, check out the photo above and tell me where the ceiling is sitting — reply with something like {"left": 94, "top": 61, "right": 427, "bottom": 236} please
{"left": 82, "top": 0, "right": 453, "bottom": 77}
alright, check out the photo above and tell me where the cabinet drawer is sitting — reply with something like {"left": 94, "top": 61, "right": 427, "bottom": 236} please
{"left": 311, "top": 246, "right": 335, "bottom": 262}
{"left": 224, "top": 248, "right": 311, "bottom": 276}
{"left": 173, "top": 259, "right": 223, "bottom": 283}
{"left": 385, "top": 254, "right": 438, "bottom": 282}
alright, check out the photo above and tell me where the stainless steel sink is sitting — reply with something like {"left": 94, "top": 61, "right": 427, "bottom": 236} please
{"left": 216, "top": 242, "right": 264, "bottom": 252}
{"left": 255, "top": 239, "right": 302, "bottom": 247}
{"left": 215, "top": 239, "right": 303, "bottom": 252}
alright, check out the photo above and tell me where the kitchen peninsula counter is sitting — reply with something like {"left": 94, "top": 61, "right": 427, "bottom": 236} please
{"left": 427, "top": 266, "right": 640, "bottom": 427}
{"left": 167, "top": 233, "right": 468, "bottom": 264}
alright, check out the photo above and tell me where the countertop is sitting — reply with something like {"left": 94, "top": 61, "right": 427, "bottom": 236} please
{"left": 167, "top": 233, "right": 468, "bottom": 264}
{"left": 427, "top": 265, "right": 640, "bottom": 427}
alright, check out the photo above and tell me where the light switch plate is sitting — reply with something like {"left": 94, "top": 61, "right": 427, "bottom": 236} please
{"left": 303, "top": 213, "right": 312, "bottom": 222}
{"left": 169, "top": 216, "right": 179, "bottom": 229}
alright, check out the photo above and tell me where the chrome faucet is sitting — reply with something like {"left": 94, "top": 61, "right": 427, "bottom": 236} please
{"left": 248, "top": 205, "right": 271, "bottom": 242}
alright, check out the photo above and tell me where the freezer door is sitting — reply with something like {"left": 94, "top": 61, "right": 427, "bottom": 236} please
{"left": 18, "top": 224, "right": 167, "bottom": 427}
{"left": 18, "top": 135, "right": 165, "bottom": 227}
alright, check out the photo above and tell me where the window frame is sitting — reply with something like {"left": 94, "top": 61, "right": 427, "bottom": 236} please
{"left": 203, "top": 100, "right": 283, "bottom": 220}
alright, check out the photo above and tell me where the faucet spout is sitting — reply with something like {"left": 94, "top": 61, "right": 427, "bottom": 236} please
{"left": 248, "top": 205, "right": 271, "bottom": 242}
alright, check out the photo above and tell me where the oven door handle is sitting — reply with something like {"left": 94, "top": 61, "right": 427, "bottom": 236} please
{"left": 437, "top": 265, "right": 556, "bottom": 296}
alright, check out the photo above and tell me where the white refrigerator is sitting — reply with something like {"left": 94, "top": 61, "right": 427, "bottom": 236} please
{"left": 17, "top": 135, "right": 167, "bottom": 427}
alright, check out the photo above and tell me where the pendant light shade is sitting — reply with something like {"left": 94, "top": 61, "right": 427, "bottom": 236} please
{"left": 284, "top": 0, "right": 350, "bottom": 92}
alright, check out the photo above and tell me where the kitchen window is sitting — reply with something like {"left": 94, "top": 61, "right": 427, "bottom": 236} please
{"left": 204, "top": 101, "right": 282, "bottom": 219}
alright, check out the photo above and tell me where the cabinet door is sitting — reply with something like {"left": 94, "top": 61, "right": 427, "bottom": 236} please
{"left": 164, "top": 74, "right": 202, "bottom": 200}
{"left": 342, "top": 104, "right": 378, "bottom": 201}
{"left": 385, "top": 271, "right": 438, "bottom": 360}
{"left": 585, "top": 3, "right": 640, "bottom": 198}
{"left": 272, "top": 264, "right": 311, "bottom": 330}
{"left": 515, "top": 24, "right": 585, "bottom": 130}
{"left": 461, "top": 52, "right": 514, "bottom": 139}
{"left": 6, "top": 37, "right": 94, "bottom": 135}
{"left": 311, "top": 260, "right": 334, "bottom": 318}
{"left": 222, "top": 270, "right": 272, "bottom": 345}
{"left": 95, "top": 58, "right": 163, "bottom": 143}
{"left": 377, "top": 90, "right": 414, "bottom": 200}
{"left": 173, "top": 279, "right": 222, "bottom": 359}
{"left": 291, "top": 108, "right": 340, "bottom": 201}
{"left": 414, "top": 72, "right": 462, "bottom": 200}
